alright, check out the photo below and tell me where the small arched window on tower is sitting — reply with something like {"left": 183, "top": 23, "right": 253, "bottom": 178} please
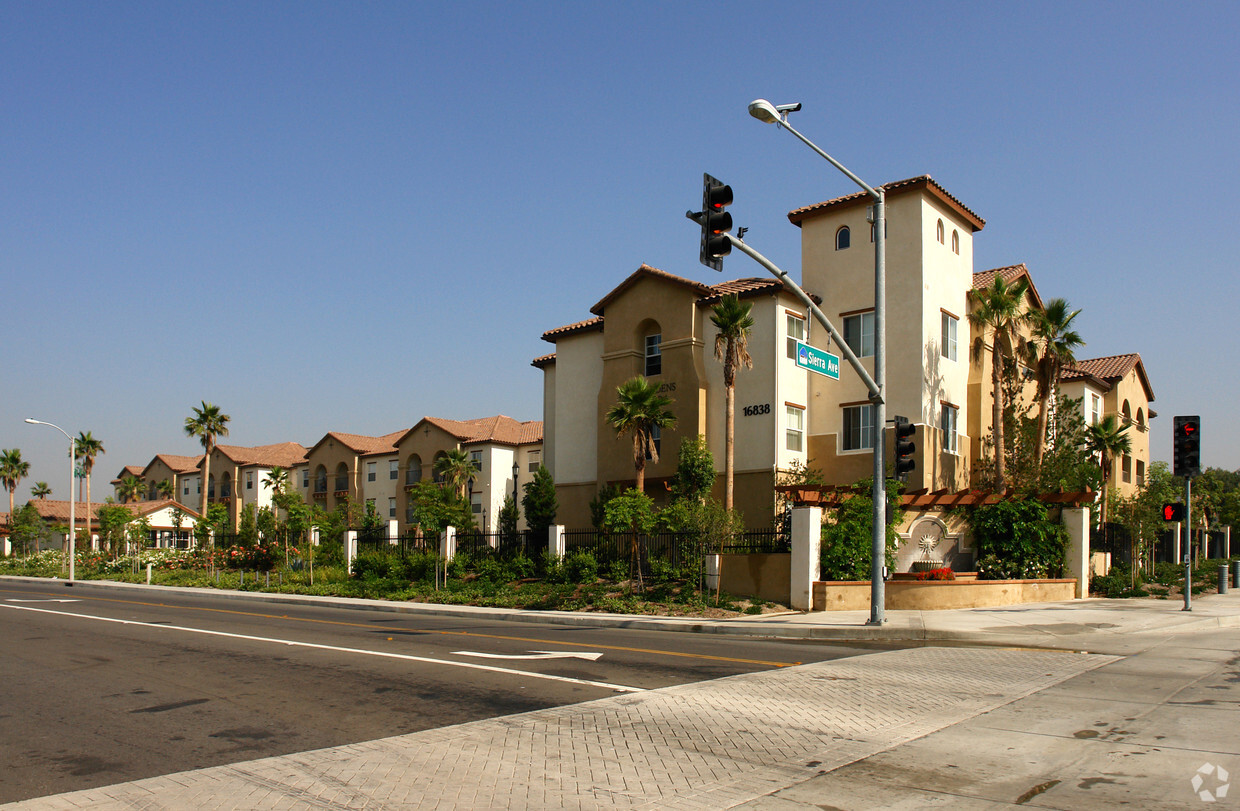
{"left": 835, "top": 226, "right": 850, "bottom": 251}
{"left": 936, "top": 219, "right": 945, "bottom": 244}
{"left": 951, "top": 229, "right": 960, "bottom": 254}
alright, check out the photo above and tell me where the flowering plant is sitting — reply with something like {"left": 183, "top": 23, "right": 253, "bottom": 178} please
{"left": 913, "top": 567, "right": 955, "bottom": 581}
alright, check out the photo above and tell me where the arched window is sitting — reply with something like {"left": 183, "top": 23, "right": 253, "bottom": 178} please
{"left": 406, "top": 454, "right": 423, "bottom": 486}
{"left": 1137, "top": 408, "right": 1145, "bottom": 429}
{"left": 936, "top": 219, "right": 944, "bottom": 244}
{"left": 314, "top": 466, "right": 327, "bottom": 494}
{"left": 952, "top": 229, "right": 960, "bottom": 254}
{"left": 334, "top": 463, "right": 349, "bottom": 492}
{"left": 1122, "top": 400, "right": 1132, "bottom": 424}
{"left": 835, "top": 226, "right": 850, "bottom": 251}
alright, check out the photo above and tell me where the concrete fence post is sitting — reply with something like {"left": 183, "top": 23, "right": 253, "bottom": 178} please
{"left": 705, "top": 554, "right": 722, "bottom": 594}
{"left": 790, "top": 506, "right": 821, "bottom": 611}
{"left": 1062, "top": 507, "right": 1089, "bottom": 599}
{"left": 345, "top": 530, "right": 358, "bottom": 575}
{"left": 388, "top": 519, "right": 399, "bottom": 545}
{"left": 549, "top": 525, "right": 566, "bottom": 560}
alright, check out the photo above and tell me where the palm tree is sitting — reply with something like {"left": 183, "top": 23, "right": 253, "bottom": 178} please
{"left": 433, "top": 449, "right": 478, "bottom": 501}
{"left": 1086, "top": 414, "right": 1131, "bottom": 525}
{"left": 156, "top": 480, "right": 175, "bottom": 500}
{"left": 184, "top": 401, "right": 230, "bottom": 535}
{"left": 605, "top": 376, "right": 678, "bottom": 493}
{"left": 1027, "top": 298, "right": 1084, "bottom": 470}
{"left": 1, "top": 449, "right": 31, "bottom": 529}
{"left": 119, "top": 475, "right": 145, "bottom": 504}
{"left": 711, "top": 294, "right": 754, "bottom": 511}
{"left": 31, "top": 482, "right": 52, "bottom": 500}
{"left": 263, "top": 466, "right": 289, "bottom": 508}
{"left": 968, "top": 275, "right": 1030, "bottom": 491}
{"left": 75, "top": 432, "right": 104, "bottom": 550}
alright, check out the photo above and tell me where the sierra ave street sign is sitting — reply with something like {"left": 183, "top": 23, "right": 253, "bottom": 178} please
{"left": 795, "top": 341, "right": 840, "bottom": 380}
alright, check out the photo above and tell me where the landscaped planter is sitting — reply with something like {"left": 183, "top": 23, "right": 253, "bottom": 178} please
{"left": 813, "top": 578, "right": 1077, "bottom": 611}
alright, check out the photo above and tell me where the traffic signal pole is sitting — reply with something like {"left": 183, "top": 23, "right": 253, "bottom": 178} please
{"left": 1183, "top": 476, "right": 1192, "bottom": 612}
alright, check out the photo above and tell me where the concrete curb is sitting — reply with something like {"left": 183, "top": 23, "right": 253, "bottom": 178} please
{"left": 3, "top": 574, "right": 1237, "bottom": 645}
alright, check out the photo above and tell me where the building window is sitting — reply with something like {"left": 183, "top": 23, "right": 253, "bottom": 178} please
{"left": 1137, "top": 460, "right": 1145, "bottom": 484}
{"left": 786, "top": 405, "right": 805, "bottom": 452}
{"left": 302, "top": 469, "right": 309, "bottom": 488}
{"left": 389, "top": 460, "right": 398, "bottom": 480}
{"left": 246, "top": 472, "right": 253, "bottom": 490}
{"left": 936, "top": 218, "right": 945, "bottom": 244}
{"left": 183, "top": 482, "right": 189, "bottom": 496}
{"left": 644, "top": 333, "right": 662, "bottom": 376}
{"left": 952, "top": 229, "right": 960, "bottom": 254}
{"left": 1091, "top": 394, "right": 1102, "bottom": 425}
{"left": 786, "top": 313, "right": 806, "bottom": 360}
{"left": 941, "top": 404, "right": 959, "bottom": 453}
{"left": 842, "top": 405, "right": 875, "bottom": 452}
{"left": 1122, "top": 454, "right": 1132, "bottom": 484}
{"left": 528, "top": 449, "right": 541, "bottom": 473}
{"left": 842, "top": 311, "right": 875, "bottom": 358}
{"left": 836, "top": 226, "right": 850, "bottom": 250}
{"left": 941, "top": 312, "right": 958, "bottom": 362}
{"left": 647, "top": 424, "right": 662, "bottom": 460}
{"left": 471, "top": 492, "right": 483, "bottom": 515}
{"left": 388, "top": 497, "right": 396, "bottom": 518}
{"left": 470, "top": 450, "right": 483, "bottom": 473}
{"left": 367, "top": 462, "right": 376, "bottom": 482}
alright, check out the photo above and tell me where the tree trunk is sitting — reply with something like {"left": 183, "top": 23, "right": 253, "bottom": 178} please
{"left": 724, "top": 381, "right": 735, "bottom": 511}
{"left": 991, "top": 335, "right": 1006, "bottom": 490}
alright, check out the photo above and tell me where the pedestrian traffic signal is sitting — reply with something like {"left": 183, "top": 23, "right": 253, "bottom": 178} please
{"left": 688, "top": 173, "right": 732, "bottom": 271}
{"left": 1173, "top": 415, "right": 1201, "bottom": 478}
{"left": 1162, "top": 503, "right": 1185, "bottom": 522}
{"left": 893, "top": 416, "right": 916, "bottom": 482}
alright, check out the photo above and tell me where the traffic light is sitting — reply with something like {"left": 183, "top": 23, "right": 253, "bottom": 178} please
{"left": 1162, "top": 503, "right": 1185, "bottom": 522}
{"left": 689, "top": 173, "right": 732, "bottom": 271}
{"left": 1173, "top": 415, "right": 1201, "bottom": 478}
{"left": 893, "top": 416, "right": 916, "bottom": 482}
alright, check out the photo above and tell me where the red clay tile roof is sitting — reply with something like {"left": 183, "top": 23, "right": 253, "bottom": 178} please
{"left": 531, "top": 352, "right": 556, "bottom": 368}
{"left": 144, "top": 454, "right": 203, "bottom": 476}
{"left": 787, "top": 175, "right": 985, "bottom": 232}
{"left": 589, "top": 264, "right": 715, "bottom": 316}
{"left": 699, "top": 277, "right": 786, "bottom": 303}
{"left": 1062, "top": 354, "right": 1154, "bottom": 402}
{"left": 214, "top": 442, "right": 309, "bottom": 467}
{"left": 309, "top": 431, "right": 404, "bottom": 457}
{"left": 541, "top": 317, "right": 604, "bottom": 343}
{"left": 111, "top": 465, "right": 145, "bottom": 484}
{"left": 1, "top": 498, "right": 201, "bottom": 530}
{"left": 971, "top": 263, "right": 1045, "bottom": 310}
{"left": 404, "top": 415, "right": 543, "bottom": 448}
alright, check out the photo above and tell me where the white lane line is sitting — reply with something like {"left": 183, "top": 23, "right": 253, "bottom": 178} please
{"left": 455, "top": 650, "right": 604, "bottom": 661}
{"left": 5, "top": 598, "right": 80, "bottom": 603}
{"left": 0, "top": 603, "right": 645, "bottom": 693}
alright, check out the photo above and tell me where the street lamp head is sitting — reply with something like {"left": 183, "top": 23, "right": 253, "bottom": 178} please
{"left": 748, "top": 99, "right": 801, "bottom": 124}
{"left": 24, "top": 418, "right": 40, "bottom": 425}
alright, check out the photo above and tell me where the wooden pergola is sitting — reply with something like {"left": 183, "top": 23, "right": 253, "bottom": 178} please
{"left": 775, "top": 484, "right": 1096, "bottom": 510}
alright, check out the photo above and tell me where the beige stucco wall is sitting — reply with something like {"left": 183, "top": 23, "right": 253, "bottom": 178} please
{"left": 549, "top": 329, "right": 603, "bottom": 487}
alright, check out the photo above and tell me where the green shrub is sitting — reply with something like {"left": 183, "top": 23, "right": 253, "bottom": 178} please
{"left": 967, "top": 499, "right": 1067, "bottom": 580}
{"left": 563, "top": 551, "right": 599, "bottom": 583}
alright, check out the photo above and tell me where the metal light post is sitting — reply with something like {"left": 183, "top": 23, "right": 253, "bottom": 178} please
{"left": 512, "top": 460, "right": 520, "bottom": 503}
{"left": 24, "top": 418, "right": 77, "bottom": 581}
{"left": 748, "top": 99, "right": 888, "bottom": 624}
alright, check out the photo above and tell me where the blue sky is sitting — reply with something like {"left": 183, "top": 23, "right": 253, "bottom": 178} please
{"left": 3, "top": 1, "right": 1237, "bottom": 498}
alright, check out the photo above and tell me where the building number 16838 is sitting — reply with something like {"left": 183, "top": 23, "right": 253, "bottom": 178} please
{"left": 742, "top": 403, "right": 771, "bottom": 417}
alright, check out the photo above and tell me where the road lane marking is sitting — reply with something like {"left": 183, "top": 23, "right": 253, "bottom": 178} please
{"left": 0, "top": 603, "right": 645, "bottom": 694}
{"left": 5, "top": 598, "right": 80, "bottom": 603}
{"left": 4, "top": 588, "right": 801, "bottom": 667}
{"left": 455, "top": 650, "right": 604, "bottom": 661}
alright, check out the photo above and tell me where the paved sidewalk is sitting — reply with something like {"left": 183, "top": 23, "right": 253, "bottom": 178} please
{"left": 4, "top": 646, "right": 1117, "bottom": 810}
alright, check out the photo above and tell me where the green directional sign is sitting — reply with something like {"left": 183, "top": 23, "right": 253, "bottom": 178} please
{"left": 795, "top": 341, "right": 840, "bottom": 380}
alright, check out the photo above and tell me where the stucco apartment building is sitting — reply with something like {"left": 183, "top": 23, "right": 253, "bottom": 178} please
{"left": 537, "top": 175, "right": 1154, "bottom": 529}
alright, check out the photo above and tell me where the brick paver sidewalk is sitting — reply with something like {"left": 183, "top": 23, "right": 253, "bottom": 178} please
{"left": 6, "top": 647, "right": 1115, "bottom": 810}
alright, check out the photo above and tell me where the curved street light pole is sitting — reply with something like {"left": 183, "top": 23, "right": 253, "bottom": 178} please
{"left": 748, "top": 100, "right": 888, "bottom": 625}
{"left": 24, "top": 418, "right": 77, "bottom": 581}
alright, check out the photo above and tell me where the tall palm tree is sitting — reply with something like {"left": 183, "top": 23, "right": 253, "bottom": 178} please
{"left": 1086, "top": 414, "right": 1131, "bottom": 525}
{"left": 1026, "top": 298, "right": 1084, "bottom": 470}
{"left": 711, "top": 294, "right": 754, "bottom": 511}
{"left": 1, "top": 449, "right": 31, "bottom": 528}
{"left": 605, "top": 376, "right": 678, "bottom": 493}
{"left": 184, "top": 402, "right": 231, "bottom": 538}
{"left": 31, "top": 482, "right": 52, "bottom": 500}
{"left": 968, "top": 275, "right": 1029, "bottom": 491}
{"left": 75, "top": 432, "right": 104, "bottom": 550}
{"left": 119, "top": 475, "right": 145, "bottom": 504}
{"left": 433, "top": 449, "right": 478, "bottom": 501}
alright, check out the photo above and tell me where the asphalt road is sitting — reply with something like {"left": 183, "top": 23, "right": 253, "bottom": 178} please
{"left": 0, "top": 579, "right": 896, "bottom": 804}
